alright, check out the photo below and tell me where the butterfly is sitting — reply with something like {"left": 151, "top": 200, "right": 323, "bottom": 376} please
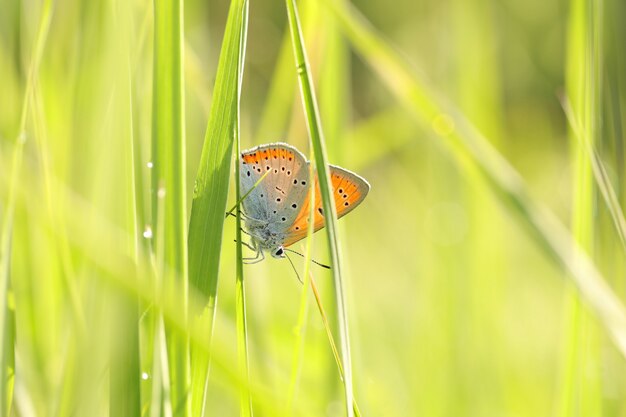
{"left": 239, "top": 142, "right": 370, "bottom": 263}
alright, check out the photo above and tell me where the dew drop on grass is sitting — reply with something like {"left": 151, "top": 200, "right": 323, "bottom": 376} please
{"left": 143, "top": 226, "right": 153, "bottom": 239}
{"left": 193, "top": 180, "right": 200, "bottom": 198}
{"left": 146, "top": 161, "right": 154, "bottom": 168}
{"left": 157, "top": 187, "right": 166, "bottom": 199}
{"left": 141, "top": 372, "right": 150, "bottom": 380}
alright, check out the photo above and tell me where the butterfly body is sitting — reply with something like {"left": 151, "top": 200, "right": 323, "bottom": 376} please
{"left": 240, "top": 142, "right": 369, "bottom": 260}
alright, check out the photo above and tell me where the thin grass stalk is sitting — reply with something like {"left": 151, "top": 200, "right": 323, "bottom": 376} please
{"left": 559, "top": 0, "right": 604, "bottom": 414}
{"left": 285, "top": 1, "right": 355, "bottom": 415}
{"left": 327, "top": 0, "right": 626, "bottom": 360}
{"left": 287, "top": 157, "right": 316, "bottom": 413}
{"left": 235, "top": 158, "right": 253, "bottom": 417}
{"left": 234, "top": 198, "right": 252, "bottom": 417}
{"left": 152, "top": 0, "right": 190, "bottom": 414}
{"left": 561, "top": 97, "right": 626, "bottom": 250}
{"left": 318, "top": 5, "right": 350, "bottom": 405}
{"left": 287, "top": 265, "right": 311, "bottom": 414}
{"left": 0, "top": 1, "right": 53, "bottom": 413}
{"left": 226, "top": 171, "right": 270, "bottom": 218}
{"left": 309, "top": 276, "right": 362, "bottom": 417}
{"left": 154, "top": 172, "right": 173, "bottom": 416}
{"left": 0, "top": 115, "right": 23, "bottom": 417}
{"left": 234, "top": 1, "right": 252, "bottom": 414}
{"left": 136, "top": 26, "right": 159, "bottom": 407}
{"left": 558, "top": 1, "right": 588, "bottom": 414}
{"left": 0, "top": 187, "right": 15, "bottom": 417}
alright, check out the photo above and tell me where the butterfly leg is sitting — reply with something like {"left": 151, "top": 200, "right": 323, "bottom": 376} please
{"left": 243, "top": 249, "right": 265, "bottom": 264}
{"left": 243, "top": 252, "right": 265, "bottom": 264}
{"left": 242, "top": 241, "right": 265, "bottom": 264}
{"left": 238, "top": 239, "right": 256, "bottom": 252}
{"left": 225, "top": 210, "right": 255, "bottom": 221}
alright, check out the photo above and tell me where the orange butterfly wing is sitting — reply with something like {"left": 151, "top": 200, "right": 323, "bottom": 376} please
{"left": 282, "top": 165, "right": 370, "bottom": 247}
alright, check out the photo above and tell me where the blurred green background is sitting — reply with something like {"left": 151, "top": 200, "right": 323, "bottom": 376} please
{"left": 1, "top": 0, "right": 626, "bottom": 415}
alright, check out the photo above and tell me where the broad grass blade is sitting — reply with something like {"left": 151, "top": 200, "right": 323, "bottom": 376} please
{"left": 187, "top": 0, "right": 250, "bottom": 414}
{"left": 152, "top": 0, "right": 190, "bottom": 414}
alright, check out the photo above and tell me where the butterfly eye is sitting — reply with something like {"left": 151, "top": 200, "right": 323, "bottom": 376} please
{"left": 275, "top": 247, "right": 284, "bottom": 257}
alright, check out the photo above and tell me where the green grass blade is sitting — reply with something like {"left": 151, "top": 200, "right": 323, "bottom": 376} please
{"left": 234, "top": 1, "right": 252, "bottom": 415}
{"left": 561, "top": 97, "right": 626, "bottom": 252}
{"left": 285, "top": 1, "right": 355, "bottom": 415}
{"left": 109, "top": 1, "right": 142, "bottom": 414}
{"left": 0, "top": 187, "right": 15, "bottom": 417}
{"left": 328, "top": 0, "right": 626, "bottom": 359}
{"left": 558, "top": 1, "right": 605, "bottom": 413}
{"left": 0, "top": 0, "right": 53, "bottom": 413}
{"left": 187, "top": 0, "right": 250, "bottom": 414}
{"left": 152, "top": 0, "right": 190, "bottom": 414}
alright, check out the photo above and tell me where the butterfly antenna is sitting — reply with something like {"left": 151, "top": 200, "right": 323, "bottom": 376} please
{"left": 283, "top": 248, "right": 331, "bottom": 270}
{"left": 284, "top": 252, "right": 303, "bottom": 284}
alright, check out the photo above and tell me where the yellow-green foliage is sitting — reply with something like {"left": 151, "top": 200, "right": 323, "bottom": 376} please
{"left": 1, "top": 0, "right": 626, "bottom": 416}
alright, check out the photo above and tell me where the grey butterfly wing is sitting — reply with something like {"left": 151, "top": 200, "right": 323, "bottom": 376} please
{"left": 240, "top": 143, "right": 310, "bottom": 230}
